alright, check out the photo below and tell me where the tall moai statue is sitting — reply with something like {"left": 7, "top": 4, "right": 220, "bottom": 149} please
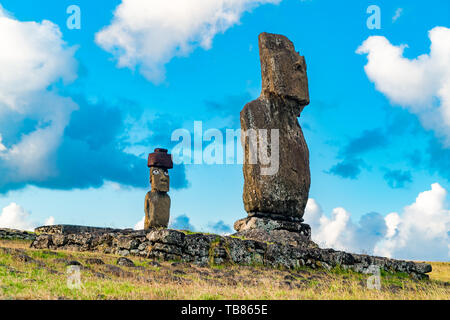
{"left": 144, "top": 148, "right": 173, "bottom": 229}
{"left": 234, "top": 33, "right": 313, "bottom": 245}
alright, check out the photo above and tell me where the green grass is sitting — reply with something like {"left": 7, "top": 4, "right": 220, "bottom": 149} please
{"left": 199, "top": 293, "right": 223, "bottom": 300}
{"left": 0, "top": 239, "right": 448, "bottom": 300}
{"left": 180, "top": 230, "right": 214, "bottom": 236}
{"left": 29, "top": 250, "right": 66, "bottom": 260}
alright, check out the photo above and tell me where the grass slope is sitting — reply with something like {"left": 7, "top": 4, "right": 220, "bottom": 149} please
{"left": 0, "top": 239, "right": 448, "bottom": 300}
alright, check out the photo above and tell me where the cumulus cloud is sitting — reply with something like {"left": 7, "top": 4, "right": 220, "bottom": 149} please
{"left": 0, "top": 203, "right": 35, "bottom": 231}
{"left": 304, "top": 183, "right": 450, "bottom": 261}
{"left": 44, "top": 216, "right": 55, "bottom": 226}
{"left": 0, "top": 7, "right": 77, "bottom": 109}
{"left": 0, "top": 94, "right": 78, "bottom": 188}
{"left": 134, "top": 216, "right": 145, "bottom": 230}
{"left": 0, "top": 9, "right": 188, "bottom": 193}
{"left": 95, "top": 0, "right": 280, "bottom": 83}
{"left": 374, "top": 183, "right": 450, "bottom": 261}
{"left": 305, "top": 199, "right": 387, "bottom": 254}
{"left": 0, "top": 134, "right": 7, "bottom": 151}
{"left": 357, "top": 27, "right": 450, "bottom": 145}
{"left": 4, "top": 98, "right": 188, "bottom": 192}
{"left": 0, "top": 7, "right": 78, "bottom": 191}
{"left": 0, "top": 203, "right": 53, "bottom": 231}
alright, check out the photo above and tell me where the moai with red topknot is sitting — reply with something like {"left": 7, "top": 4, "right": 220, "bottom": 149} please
{"left": 144, "top": 148, "right": 173, "bottom": 229}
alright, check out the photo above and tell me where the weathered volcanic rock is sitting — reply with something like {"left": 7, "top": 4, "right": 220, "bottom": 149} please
{"left": 0, "top": 228, "right": 36, "bottom": 241}
{"left": 34, "top": 225, "right": 125, "bottom": 235}
{"left": 241, "top": 32, "right": 310, "bottom": 220}
{"left": 234, "top": 216, "right": 317, "bottom": 248}
{"left": 234, "top": 215, "right": 310, "bottom": 234}
{"left": 30, "top": 228, "right": 432, "bottom": 279}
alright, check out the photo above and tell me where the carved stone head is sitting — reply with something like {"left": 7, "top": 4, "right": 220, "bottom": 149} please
{"left": 259, "top": 32, "right": 310, "bottom": 115}
{"left": 147, "top": 148, "right": 173, "bottom": 193}
{"left": 150, "top": 167, "right": 170, "bottom": 192}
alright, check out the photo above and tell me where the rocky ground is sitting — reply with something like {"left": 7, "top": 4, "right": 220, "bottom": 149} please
{"left": 0, "top": 228, "right": 36, "bottom": 241}
{"left": 30, "top": 227, "right": 433, "bottom": 280}
{"left": 0, "top": 237, "right": 449, "bottom": 300}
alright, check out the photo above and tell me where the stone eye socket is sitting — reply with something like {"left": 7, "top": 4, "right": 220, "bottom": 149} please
{"left": 163, "top": 171, "right": 169, "bottom": 176}
{"left": 294, "top": 63, "right": 303, "bottom": 72}
{"left": 152, "top": 169, "right": 160, "bottom": 175}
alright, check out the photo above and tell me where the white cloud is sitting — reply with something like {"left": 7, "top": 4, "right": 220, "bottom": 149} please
{"left": 44, "top": 216, "right": 55, "bottom": 226}
{"left": 384, "top": 212, "right": 400, "bottom": 238}
{"left": 0, "top": 203, "right": 35, "bottom": 231}
{"left": 357, "top": 27, "right": 450, "bottom": 145}
{"left": 304, "top": 183, "right": 450, "bottom": 261}
{"left": 0, "top": 6, "right": 77, "bottom": 110}
{"left": 305, "top": 200, "right": 387, "bottom": 255}
{"left": 374, "top": 183, "right": 450, "bottom": 261}
{"left": 1, "top": 93, "right": 77, "bottom": 182}
{"left": 392, "top": 8, "right": 403, "bottom": 23}
{"left": 108, "top": 181, "right": 123, "bottom": 191}
{"left": 0, "top": 6, "right": 78, "bottom": 184}
{"left": 0, "top": 203, "right": 53, "bottom": 231}
{"left": 0, "top": 134, "right": 6, "bottom": 152}
{"left": 95, "top": 0, "right": 281, "bottom": 83}
{"left": 134, "top": 216, "right": 145, "bottom": 230}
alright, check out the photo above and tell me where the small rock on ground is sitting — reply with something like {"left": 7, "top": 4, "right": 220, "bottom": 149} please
{"left": 85, "top": 258, "right": 105, "bottom": 265}
{"left": 117, "top": 257, "right": 135, "bottom": 267}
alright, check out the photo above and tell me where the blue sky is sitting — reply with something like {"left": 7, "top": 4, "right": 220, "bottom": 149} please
{"left": 0, "top": 0, "right": 449, "bottom": 261}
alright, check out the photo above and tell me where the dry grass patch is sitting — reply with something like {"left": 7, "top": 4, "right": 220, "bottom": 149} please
{"left": 0, "top": 239, "right": 448, "bottom": 300}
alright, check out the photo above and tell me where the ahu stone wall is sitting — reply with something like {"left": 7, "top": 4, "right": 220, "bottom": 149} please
{"left": 0, "top": 228, "right": 36, "bottom": 241}
{"left": 34, "top": 225, "right": 125, "bottom": 235}
{"left": 30, "top": 227, "right": 432, "bottom": 280}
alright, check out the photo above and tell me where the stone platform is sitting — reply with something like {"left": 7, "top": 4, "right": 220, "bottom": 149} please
{"left": 34, "top": 224, "right": 127, "bottom": 235}
{"left": 30, "top": 226, "right": 432, "bottom": 280}
{"left": 234, "top": 216, "right": 316, "bottom": 249}
{"left": 0, "top": 228, "right": 36, "bottom": 241}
